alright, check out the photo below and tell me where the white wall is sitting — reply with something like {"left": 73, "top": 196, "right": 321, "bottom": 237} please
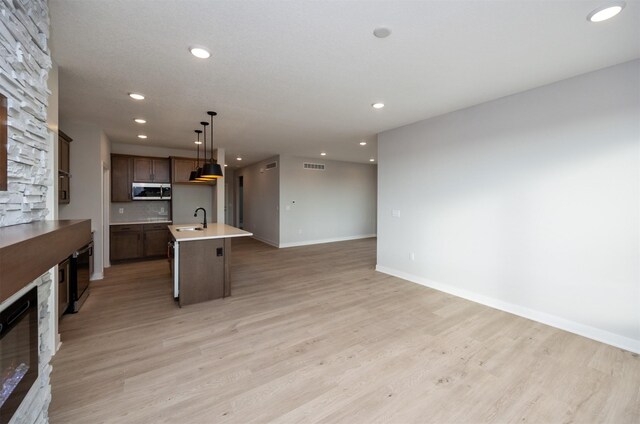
{"left": 237, "top": 156, "right": 280, "bottom": 246}
{"left": 279, "top": 156, "right": 377, "bottom": 247}
{"left": 58, "top": 121, "right": 107, "bottom": 279}
{"left": 377, "top": 60, "right": 640, "bottom": 353}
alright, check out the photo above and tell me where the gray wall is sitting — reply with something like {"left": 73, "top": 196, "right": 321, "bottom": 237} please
{"left": 58, "top": 121, "right": 109, "bottom": 279}
{"left": 279, "top": 156, "right": 377, "bottom": 247}
{"left": 237, "top": 156, "right": 280, "bottom": 246}
{"left": 377, "top": 60, "right": 640, "bottom": 353}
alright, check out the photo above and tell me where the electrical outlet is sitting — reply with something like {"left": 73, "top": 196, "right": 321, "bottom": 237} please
{"left": 118, "top": 208, "right": 124, "bottom": 214}
{"left": 392, "top": 209, "right": 401, "bottom": 218}
{"left": 160, "top": 207, "right": 165, "bottom": 213}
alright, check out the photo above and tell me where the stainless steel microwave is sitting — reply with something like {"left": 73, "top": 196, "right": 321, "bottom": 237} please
{"left": 132, "top": 183, "right": 171, "bottom": 200}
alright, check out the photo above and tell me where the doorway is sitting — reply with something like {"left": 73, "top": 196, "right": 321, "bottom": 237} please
{"left": 238, "top": 175, "right": 244, "bottom": 229}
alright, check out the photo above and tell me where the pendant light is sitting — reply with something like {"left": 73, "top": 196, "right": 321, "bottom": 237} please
{"left": 188, "top": 130, "right": 203, "bottom": 181}
{"left": 200, "top": 110, "right": 224, "bottom": 179}
{"left": 195, "top": 121, "right": 211, "bottom": 181}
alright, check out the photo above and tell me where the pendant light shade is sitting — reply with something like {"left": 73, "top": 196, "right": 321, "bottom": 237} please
{"left": 195, "top": 121, "right": 212, "bottom": 181}
{"left": 200, "top": 111, "right": 223, "bottom": 179}
{"left": 201, "top": 162, "right": 223, "bottom": 179}
{"left": 189, "top": 129, "right": 203, "bottom": 181}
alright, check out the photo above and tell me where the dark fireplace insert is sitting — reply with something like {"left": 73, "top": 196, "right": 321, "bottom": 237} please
{"left": 0, "top": 287, "right": 38, "bottom": 424}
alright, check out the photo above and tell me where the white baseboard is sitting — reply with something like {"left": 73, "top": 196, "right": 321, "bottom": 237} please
{"left": 376, "top": 265, "right": 640, "bottom": 354}
{"left": 251, "top": 235, "right": 279, "bottom": 248}
{"left": 90, "top": 272, "right": 104, "bottom": 281}
{"left": 279, "top": 234, "right": 377, "bottom": 248}
{"left": 55, "top": 335, "right": 62, "bottom": 354}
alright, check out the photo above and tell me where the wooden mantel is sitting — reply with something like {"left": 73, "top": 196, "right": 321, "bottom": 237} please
{"left": 0, "top": 219, "right": 91, "bottom": 303}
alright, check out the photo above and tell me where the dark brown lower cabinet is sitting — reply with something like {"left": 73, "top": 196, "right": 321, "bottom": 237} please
{"left": 143, "top": 224, "right": 170, "bottom": 257}
{"left": 110, "top": 225, "right": 143, "bottom": 261}
{"left": 110, "top": 224, "right": 170, "bottom": 261}
{"left": 178, "top": 238, "right": 227, "bottom": 307}
{"left": 58, "top": 258, "right": 70, "bottom": 318}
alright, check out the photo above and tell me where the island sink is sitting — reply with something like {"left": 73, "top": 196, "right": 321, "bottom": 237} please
{"left": 175, "top": 227, "right": 203, "bottom": 232}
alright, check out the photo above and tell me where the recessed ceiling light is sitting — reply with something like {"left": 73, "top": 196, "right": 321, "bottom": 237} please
{"left": 134, "top": 118, "right": 146, "bottom": 124}
{"left": 587, "top": 2, "right": 625, "bottom": 22}
{"left": 369, "top": 158, "right": 375, "bottom": 162}
{"left": 224, "top": 164, "right": 228, "bottom": 167}
{"left": 137, "top": 134, "right": 147, "bottom": 139}
{"left": 372, "top": 102, "right": 385, "bottom": 109}
{"left": 373, "top": 27, "right": 391, "bottom": 38}
{"left": 359, "top": 141, "right": 367, "bottom": 146}
{"left": 320, "top": 152, "right": 327, "bottom": 156}
{"left": 236, "top": 157, "right": 242, "bottom": 161}
{"left": 129, "top": 93, "right": 145, "bottom": 100}
{"left": 189, "top": 46, "right": 211, "bottom": 59}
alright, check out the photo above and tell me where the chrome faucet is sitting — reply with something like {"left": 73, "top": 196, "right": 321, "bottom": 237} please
{"left": 194, "top": 207, "right": 207, "bottom": 229}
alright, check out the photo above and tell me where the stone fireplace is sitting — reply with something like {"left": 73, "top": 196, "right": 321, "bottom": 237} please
{"left": 0, "top": 275, "right": 52, "bottom": 424}
{"left": 0, "top": 0, "right": 55, "bottom": 423}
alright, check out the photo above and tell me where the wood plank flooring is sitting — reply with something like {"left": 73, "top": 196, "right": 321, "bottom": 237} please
{"left": 50, "top": 237, "right": 640, "bottom": 423}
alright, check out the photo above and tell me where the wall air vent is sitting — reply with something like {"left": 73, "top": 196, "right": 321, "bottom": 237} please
{"left": 265, "top": 161, "right": 278, "bottom": 170}
{"left": 303, "top": 162, "right": 325, "bottom": 171}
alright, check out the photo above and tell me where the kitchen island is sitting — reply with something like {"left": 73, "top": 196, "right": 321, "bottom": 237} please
{"left": 168, "top": 223, "right": 252, "bottom": 306}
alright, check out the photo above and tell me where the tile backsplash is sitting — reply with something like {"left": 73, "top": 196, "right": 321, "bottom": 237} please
{"left": 111, "top": 201, "right": 171, "bottom": 223}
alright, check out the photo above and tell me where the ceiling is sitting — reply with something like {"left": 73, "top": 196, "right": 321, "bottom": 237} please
{"left": 49, "top": 0, "right": 640, "bottom": 166}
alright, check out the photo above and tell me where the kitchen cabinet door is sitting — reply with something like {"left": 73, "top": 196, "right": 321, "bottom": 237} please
{"left": 110, "top": 226, "right": 143, "bottom": 260}
{"left": 58, "top": 130, "right": 72, "bottom": 204}
{"left": 58, "top": 258, "right": 70, "bottom": 318}
{"left": 59, "top": 131, "right": 71, "bottom": 173}
{"left": 111, "top": 155, "right": 132, "bottom": 201}
{"left": 133, "top": 157, "right": 171, "bottom": 182}
{"left": 172, "top": 158, "right": 196, "bottom": 183}
{"left": 152, "top": 158, "right": 171, "bottom": 183}
{"left": 133, "top": 157, "right": 154, "bottom": 182}
{"left": 143, "top": 229, "right": 170, "bottom": 257}
{"left": 58, "top": 173, "right": 70, "bottom": 204}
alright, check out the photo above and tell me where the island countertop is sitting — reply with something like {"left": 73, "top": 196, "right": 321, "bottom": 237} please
{"left": 169, "top": 223, "right": 253, "bottom": 242}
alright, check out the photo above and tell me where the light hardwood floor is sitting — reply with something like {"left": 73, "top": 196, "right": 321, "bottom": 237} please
{"left": 50, "top": 237, "right": 640, "bottom": 423}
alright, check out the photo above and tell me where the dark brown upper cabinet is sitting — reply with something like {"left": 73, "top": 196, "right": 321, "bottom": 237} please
{"left": 58, "top": 130, "right": 72, "bottom": 204}
{"left": 111, "top": 154, "right": 132, "bottom": 202}
{"left": 133, "top": 157, "right": 170, "bottom": 183}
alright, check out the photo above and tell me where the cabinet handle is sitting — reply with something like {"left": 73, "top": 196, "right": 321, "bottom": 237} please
{"left": 59, "top": 268, "right": 65, "bottom": 283}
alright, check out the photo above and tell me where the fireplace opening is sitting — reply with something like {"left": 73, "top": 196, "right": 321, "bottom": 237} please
{"left": 0, "top": 287, "right": 38, "bottom": 424}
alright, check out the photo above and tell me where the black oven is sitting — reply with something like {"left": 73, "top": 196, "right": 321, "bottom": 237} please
{"left": 68, "top": 241, "right": 93, "bottom": 313}
{"left": 0, "top": 287, "right": 38, "bottom": 424}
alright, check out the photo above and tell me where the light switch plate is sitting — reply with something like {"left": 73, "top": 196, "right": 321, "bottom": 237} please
{"left": 392, "top": 209, "right": 401, "bottom": 218}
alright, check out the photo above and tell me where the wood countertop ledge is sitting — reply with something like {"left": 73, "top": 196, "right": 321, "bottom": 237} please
{"left": 0, "top": 219, "right": 91, "bottom": 303}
